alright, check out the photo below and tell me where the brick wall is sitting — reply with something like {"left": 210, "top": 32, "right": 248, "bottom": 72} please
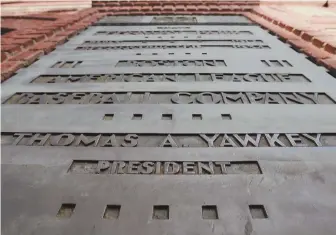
{"left": 1, "top": 0, "right": 91, "bottom": 16}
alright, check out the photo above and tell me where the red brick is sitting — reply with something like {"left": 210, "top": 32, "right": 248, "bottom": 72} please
{"left": 270, "top": 27, "right": 299, "bottom": 41}
{"left": 142, "top": 6, "right": 152, "bottom": 11}
{"left": 29, "top": 42, "right": 56, "bottom": 54}
{"left": 292, "top": 28, "right": 303, "bottom": 37}
{"left": 287, "top": 39, "right": 308, "bottom": 52}
{"left": 9, "top": 50, "right": 43, "bottom": 66}
{"left": 324, "top": 44, "right": 336, "bottom": 55}
{"left": 1, "top": 61, "right": 24, "bottom": 81}
{"left": 113, "top": 12, "right": 129, "bottom": 16}
{"left": 321, "top": 56, "right": 336, "bottom": 70}
{"left": 186, "top": 5, "right": 197, "bottom": 11}
{"left": 31, "top": 29, "right": 55, "bottom": 38}
{"left": 175, "top": 5, "right": 185, "bottom": 11}
{"left": 1, "top": 44, "right": 22, "bottom": 55}
{"left": 105, "top": 2, "right": 119, "bottom": 7}
{"left": 197, "top": 5, "right": 209, "bottom": 11}
{"left": 301, "top": 32, "right": 313, "bottom": 42}
{"left": 129, "top": 6, "right": 142, "bottom": 12}
{"left": 134, "top": 2, "right": 148, "bottom": 7}
{"left": 56, "top": 30, "right": 77, "bottom": 39}
{"left": 1, "top": 52, "right": 8, "bottom": 62}
{"left": 302, "top": 46, "right": 332, "bottom": 60}
{"left": 312, "top": 37, "right": 326, "bottom": 48}
{"left": 47, "top": 35, "right": 68, "bottom": 45}
{"left": 163, "top": 5, "right": 174, "bottom": 11}
{"left": 15, "top": 34, "right": 46, "bottom": 43}
{"left": 152, "top": 5, "right": 162, "bottom": 11}
{"left": 208, "top": 4, "right": 220, "bottom": 11}
{"left": 285, "top": 25, "right": 294, "bottom": 32}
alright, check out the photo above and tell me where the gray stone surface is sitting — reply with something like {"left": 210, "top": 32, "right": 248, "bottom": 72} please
{"left": 2, "top": 15, "right": 336, "bottom": 235}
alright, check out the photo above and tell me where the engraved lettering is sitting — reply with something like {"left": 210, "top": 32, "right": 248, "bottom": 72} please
{"left": 265, "top": 134, "right": 286, "bottom": 147}
{"left": 5, "top": 92, "right": 332, "bottom": 105}
{"left": 234, "top": 134, "right": 261, "bottom": 147}
{"left": 50, "top": 134, "right": 75, "bottom": 146}
{"left": 221, "top": 92, "right": 246, "bottom": 104}
{"left": 215, "top": 162, "right": 228, "bottom": 174}
{"left": 219, "top": 134, "right": 238, "bottom": 147}
{"left": 164, "top": 162, "right": 180, "bottom": 174}
{"left": 196, "top": 92, "right": 221, "bottom": 104}
{"left": 302, "top": 133, "right": 322, "bottom": 147}
{"left": 128, "top": 161, "right": 140, "bottom": 174}
{"left": 286, "top": 134, "right": 307, "bottom": 147}
{"left": 12, "top": 133, "right": 32, "bottom": 145}
{"left": 198, "top": 162, "right": 214, "bottom": 174}
{"left": 75, "top": 134, "right": 101, "bottom": 147}
{"left": 116, "top": 161, "right": 126, "bottom": 174}
{"left": 199, "top": 134, "right": 220, "bottom": 147}
{"left": 96, "top": 161, "right": 110, "bottom": 173}
{"left": 101, "top": 134, "right": 118, "bottom": 147}
{"left": 141, "top": 162, "right": 155, "bottom": 174}
{"left": 183, "top": 162, "right": 195, "bottom": 174}
{"left": 171, "top": 92, "right": 193, "bottom": 104}
{"left": 27, "top": 133, "right": 51, "bottom": 146}
{"left": 121, "top": 134, "right": 138, "bottom": 147}
{"left": 2, "top": 133, "right": 333, "bottom": 148}
{"left": 160, "top": 134, "right": 178, "bottom": 147}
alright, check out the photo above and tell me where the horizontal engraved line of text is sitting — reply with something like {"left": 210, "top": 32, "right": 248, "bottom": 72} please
{"left": 94, "top": 30, "right": 254, "bottom": 35}
{"left": 4, "top": 92, "right": 334, "bottom": 105}
{"left": 75, "top": 45, "right": 270, "bottom": 50}
{"left": 32, "top": 73, "right": 310, "bottom": 83}
{"left": 1, "top": 133, "right": 334, "bottom": 147}
{"left": 69, "top": 160, "right": 262, "bottom": 175}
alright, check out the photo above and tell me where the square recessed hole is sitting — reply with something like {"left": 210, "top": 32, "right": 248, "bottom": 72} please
{"left": 162, "top": 114, "right": 173, "bottom": 120}
{"left": 202, "top": 205, "right": 218, "bottom": 220}
{"left": 57, "top": 203, "right": 76, "bottom": 218}
{"left": 192, "top": 114, "right": 202, "bottom": 120}
{"left": 221, "top": 114, "right": 232, "bottom": 120}
{"left": 153, "top": 205, "right": 169, "bottom": 220}
{"left": 249, "top": 205, "right": 268, "bottom": 219}
{"left": 103, "top": 205, "right": 121, "bottom": 219}
{"left": 132, "top": 114, "right": 143, "bottom": 120}
{"left": 103, "top": 114, "right": 114, "bottom": 120}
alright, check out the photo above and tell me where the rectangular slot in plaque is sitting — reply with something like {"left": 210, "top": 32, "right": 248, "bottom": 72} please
{"left": 103, "top": 205, "right": 121, "bottom": 219}
{"left": 103, "top": 114, "right": 114, "bottom": 120}
{"left": 153, "top": 205, "right": 169, "bottom": 220}
{"left": 202, "top": 205, "right": 218, "bottom": 220}
{"left": 162, "top": 114, "right": 173, "bottom": 120}
{"left": 249, "top": 205, "right": 268, "bottom": 219}
{"left": 221, "top": 114, "right": 232, "bottom": 120}
{"left": 57, "top": 203, "right": 76, "bottom": 218}
{"left": 132, "top": 114, "right": 143, "bottom": 120}
{"left": 192, "top": 114, "right": 202, "bottom": 120}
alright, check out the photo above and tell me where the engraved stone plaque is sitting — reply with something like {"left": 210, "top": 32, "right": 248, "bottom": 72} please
{"left": 2, "top": 15, "right": 336, "bottom": 235}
